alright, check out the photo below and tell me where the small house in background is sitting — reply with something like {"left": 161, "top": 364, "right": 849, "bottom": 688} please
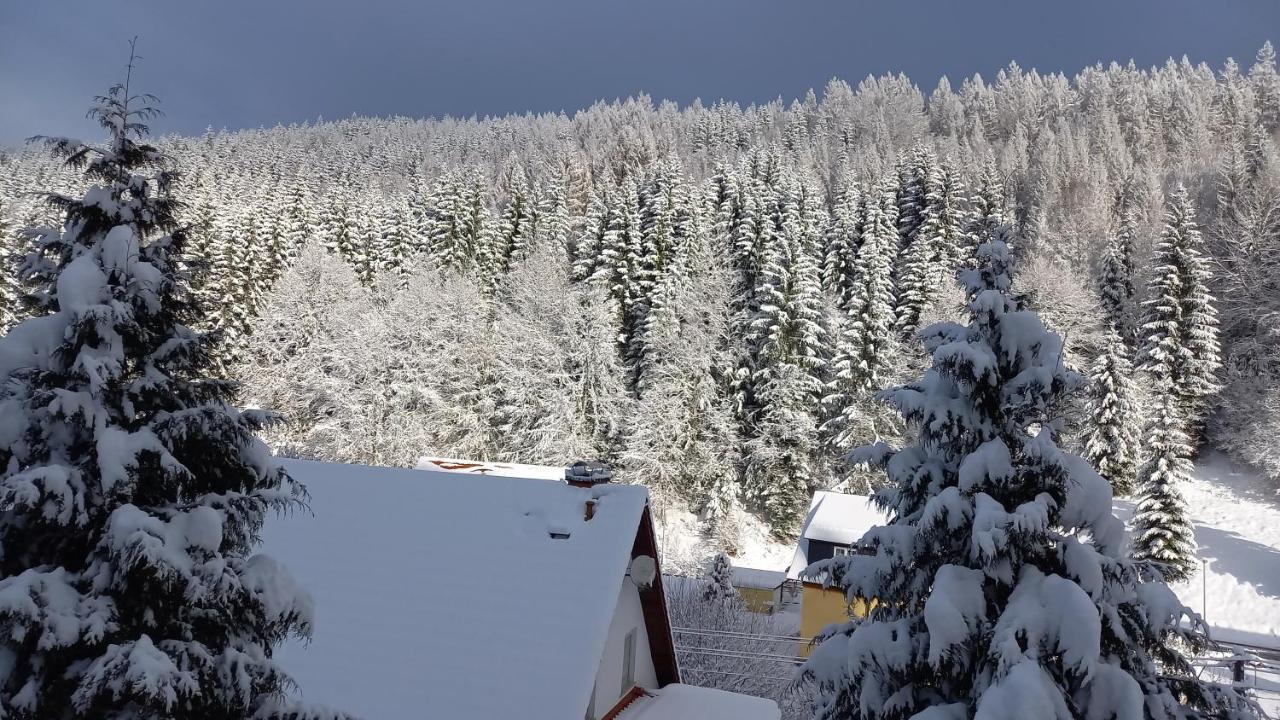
{"left": 729, "top": 566, "right": 793, "bottom": 614}
{"left": 785, "top": 491, "right": 890, "bottom": 651}
{"left": 262, "top": 457, "right": 779, "bottom": 720}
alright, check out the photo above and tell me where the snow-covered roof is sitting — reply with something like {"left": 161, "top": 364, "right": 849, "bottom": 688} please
{"left": 262, "top": 458, "right": 651, "bottom": 719}
{"left": 614, "top": 683, "right": 780, "bottom": 719}
{"left": 415, "top": 455, "right": 568, "bottom": 480}
{"left": 787, "top": 491, "right": 890, "bottom": 580}
{"left": 731, "top": 566, "right": 785, "bottom": 590}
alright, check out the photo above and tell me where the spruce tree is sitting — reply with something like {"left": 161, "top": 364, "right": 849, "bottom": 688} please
{"left": 896, "top": 161, "right": 964, "bottom": 335}
{"left": 1250, "top": 41, "right": 1280, "bottom": 131}
{"left": 964, "top": 161, "right": 1007, "bottom": 263}
{"left": 1098, "top": 203, "right": 1139, "bottom": 341}
{"left": 0, "top": 70, "right": 345, "bottom": 719}
{"left": 703, "top": 553, "right": 739, "bottom": 604}
{"left": 742, "top": 176, "right": 826, "bottom": 537}
{"left": 572, "top": 187, "right": 612, "bottom": 283}
{"left": 825, "top": 176, "right": 899, "bottom": 411}
{"left": 281, "top": 175, "right": 315, "bottom": 261}
{"left": 1083, "top": 327, "right": 1141, "bottom": 496}
{"left": 1138, "top": 185, "right": 1221, "bottom": 435}
{"left": 1132, "top": 382, "right": 1198, "bottom": 583}
{"left": 802, "top": 231, "right": 1259, "bottom": 720}
{"left": 822, "top": 179, "right": 862, "bottom": 310}
{"left": 0, "top": 199, "right": 14, "bottom": 333}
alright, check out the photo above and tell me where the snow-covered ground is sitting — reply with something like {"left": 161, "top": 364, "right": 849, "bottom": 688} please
{"left": 1142, "top": 453, "right": 1280, "bottom": 714}
{"left": 1115, "top": 453, "right": 1280, "bottom": 649}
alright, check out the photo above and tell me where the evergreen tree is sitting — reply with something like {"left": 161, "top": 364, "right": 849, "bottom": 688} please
{"left": 742, "top": 176, "right": 826, "bottom": 536}
{"left": 825, "top": 176, "right": 899, "bottom": 410}
{"left": 896, "top": 161, "right": 964, "bottom": 334}
{"left": 590, "top": 181, "right": 645, "bottom": 365}
{"left": 491, "top": 178, "right": 534, "bottom": 279}
{"left": 318, "top": 185, "right": 357, "bottom": 260}
{"left": 727, "top": 180, "right": 772, "bottom": 429}
{"left": 1098, "top": 203, "right": 1139, "bottom": 341}
{"left": 0, "top": 199, "right": 15, "bottom": 333}
{"left": 572, "top": 187, "right": 612, "bottom": 283}
{"left": 1083, "top": 327, "right": 1141, "bottom": 496}
{"left": 822, "top": 179, "right": 862, "bottom": 310}
{"left": 703, "top": 553, "right": 738, "bottom": 604}
{"left": 424, "top": 170, "right": 491, "bottom": 275}
{"left": 1138, "top": 185, "right": 1221, "bottom": 434}
{"left": 1132, "top": 383, "right": 1198, "bottom": 582}
{"left": 802, "top": 232, "right": 1259, "bottom": 720}
{"left": 0, "top": 72, "right": 344, "bottom": 719}
{"left": 964, "top": 161, "right": 1007, "bottom": 262}
{"left": 1250, "top": 41, "right": 1280, "bottom": 132}
{"left": 281, "top": 175, "right": 316, "bottom": 260}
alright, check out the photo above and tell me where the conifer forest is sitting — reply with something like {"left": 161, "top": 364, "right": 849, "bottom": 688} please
{"left": 3, "top": 46, "right": 1278, "bottom": 546}
{"left": 1, "top": 24, "right": 1279, "bottom": 718}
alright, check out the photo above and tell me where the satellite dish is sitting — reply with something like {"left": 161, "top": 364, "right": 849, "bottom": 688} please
{"left": 629, "top": 555, "right": 657, "bottom": 588}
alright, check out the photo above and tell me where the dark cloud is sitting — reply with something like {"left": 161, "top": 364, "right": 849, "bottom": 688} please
{"left": 2, "top": 0, "right": 1277, "bottom": 144}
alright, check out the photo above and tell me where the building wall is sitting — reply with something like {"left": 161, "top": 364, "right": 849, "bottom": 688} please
{"left": 586, "top": 578, "right": 658, "bottom": 719}
{"left": 805, "top": 539, "right": 841, "bottom": 565}
{"left": 798, "top": 583, "right": 872, "bottom": 657}
{"left": 736, "top": 586, "right": 778, "bottom": 614}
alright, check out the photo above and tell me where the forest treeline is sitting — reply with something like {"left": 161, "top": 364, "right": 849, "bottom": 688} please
{"left": 2, "top": 45, "right": 1277, "bottom": 544}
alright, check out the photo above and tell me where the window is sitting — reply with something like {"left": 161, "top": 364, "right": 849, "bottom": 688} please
{"left": 621, "top": 628, "right": 636, "bottom": 695}
{"left": 834, "top": 543, "right": 874, "bottom": 557}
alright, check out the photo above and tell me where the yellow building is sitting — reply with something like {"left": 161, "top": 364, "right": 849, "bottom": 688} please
{"left": 784, "top": 491, "right": 890, "bottom": 655}
{"left": 727, "top": 566, "right": 790, "bottom": 614}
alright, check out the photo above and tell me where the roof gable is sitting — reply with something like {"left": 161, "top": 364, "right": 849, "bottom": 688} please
{"left": 262, "top": 459, "right": 651, "bottom": 719}
{"left": 787, "top": 491, "right": 890, "bottom": 580}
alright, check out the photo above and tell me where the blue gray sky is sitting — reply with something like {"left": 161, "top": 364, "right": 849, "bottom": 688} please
{"left": 2, "top": 1, "right": 1277, "bottom": 145}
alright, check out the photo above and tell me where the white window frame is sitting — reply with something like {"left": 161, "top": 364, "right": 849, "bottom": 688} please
{"left": 833, "top": 545, "right": 854, "bottom": 557}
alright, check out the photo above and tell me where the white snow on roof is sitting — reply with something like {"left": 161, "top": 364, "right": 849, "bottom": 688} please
{"left": 262, "top": 459, "right": 650, "bottom": 720}
{"left": 615, "top": 683, "right": 780, "bottom": 720}
{"left": 787, "top": 491, "right": 890, "bottom": 580}
{"left": 415, "top": 455, "right": 568, "bottom": 480}
{"left": 731, "top": 566, "right": 785, "bottom": 590}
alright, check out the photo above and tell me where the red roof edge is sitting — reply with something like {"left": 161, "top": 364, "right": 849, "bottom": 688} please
{"left": 633, "top": 504, "right": 681, "bottom": 686}
{"left": 601, "top": 684, "right": 650, "bottom": 720}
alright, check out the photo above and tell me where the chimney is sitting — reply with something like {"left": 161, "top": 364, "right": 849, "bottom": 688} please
{"left": 565, "top": 460, "right": 612, "bottom": 489}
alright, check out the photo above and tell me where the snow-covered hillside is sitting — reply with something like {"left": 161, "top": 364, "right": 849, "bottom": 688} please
{"left": 1115, "top": 453, "right": 1280, "bottom": 649}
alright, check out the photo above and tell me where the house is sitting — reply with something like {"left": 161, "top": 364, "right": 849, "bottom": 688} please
{"left": 729, "top": 565, "right": 791, "bottom": 614}
{"left": 262, "top": 457, "right": 780, "bottom": 720}
{"left": 785, "top": 491, "right": 890, "bottom": 651}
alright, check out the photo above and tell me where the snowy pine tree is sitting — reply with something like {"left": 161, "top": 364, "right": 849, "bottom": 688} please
{"left": 802, "top": 232, "right": 1259, "bottom": 720}
{"left": 1138, "top": 185, "right": 1221, "bottom": 435}
{"left": 822, "top": 179, "right": 863, "bottom": 310}
{"left": 0, "top": 70, "right": 346, "bottom": 719}
{"left": 896, "top": 161, "right": 964, "bottom": 334}
{"left": 702, "top": 552, "right": 739, "bottom": 604}
{"left": 0, "top": 199, "right": 15, "bottom": 333}
{"left": 1098, "top": 201, "right": 1139, "bottom": 342}
{"left": 741, "top": 175, "right": 826, "bottom": 536}
{"left": 1083, "top": 327, "right": 1141, "bottom": 496}
{"left": 823, "top": 175, "right": 899, "bottom": 420}
{"left": 1132, "top": 382, "right": 1198, "bottom": 583}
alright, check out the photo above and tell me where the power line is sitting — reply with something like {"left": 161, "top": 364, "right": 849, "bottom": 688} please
{"left": 682, "top": 667, "right": 797, "bottom": 683}
{"left": 675, "top": 646, "right": 807, "bottom": 664}
{"left": 672, "top": 626, "right": 814, "bottom": 644}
